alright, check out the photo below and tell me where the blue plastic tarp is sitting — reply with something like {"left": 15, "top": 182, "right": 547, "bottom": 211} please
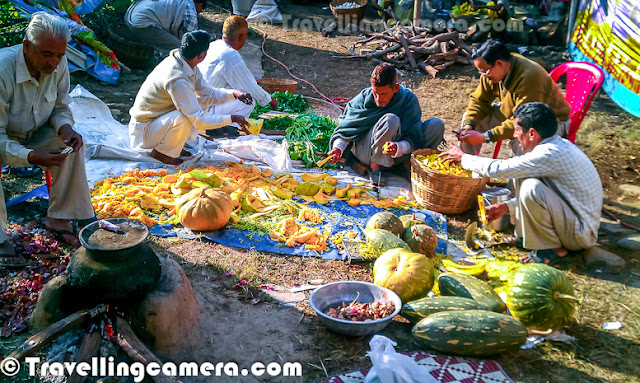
{"left": 149, "top": 199, "right": 448, "bottom": 261}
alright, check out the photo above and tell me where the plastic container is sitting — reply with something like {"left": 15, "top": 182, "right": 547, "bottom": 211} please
{"left": 481, "top": 187, "right": 512, "bottom": 232}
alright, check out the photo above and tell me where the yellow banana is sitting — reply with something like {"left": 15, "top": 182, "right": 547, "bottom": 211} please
{"left": 442, "top": 259, "right": 486, "bottom": 276}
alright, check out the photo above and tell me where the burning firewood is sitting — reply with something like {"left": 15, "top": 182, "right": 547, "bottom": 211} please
{"left": 114, "top": 316, "right": 182, "bottom": 383}
{"left": 345, "top": 25, "right": 473, "bottom": 77}
{"left": 8, "top": 304, "right": 108, "bottom": 362}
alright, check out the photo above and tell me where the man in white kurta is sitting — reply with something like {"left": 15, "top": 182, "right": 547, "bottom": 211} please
{"left": 129, "top": 30, "right": 252, "bottom": 165}
{"left": 197, "top": 15, "right": 277, "bottom": 126}
{"left": 444, "top": 102, "right": 602, "bottom": 265}
{"left": 125, "top": 0, "right": 206, "bottom": 56}
{"left": 0, "top": 13, "right": 94, "bottom": 266}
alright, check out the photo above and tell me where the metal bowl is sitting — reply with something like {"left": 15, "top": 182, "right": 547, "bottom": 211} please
{"left": 309, "top": 281, "right": 402, "bottom": 336}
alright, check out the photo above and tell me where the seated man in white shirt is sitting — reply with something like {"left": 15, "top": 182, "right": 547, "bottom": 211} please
{"left": 443, "top": 102, "right": 602, "bottom": 265}
{"left": 128, "top": 30, "right": 252, "bottom": 165}
{"left": 0, "top": 12, "right": 95, "bottom": 266}
{"left": 197, "top": 15, "right": 277, "bottom": 131}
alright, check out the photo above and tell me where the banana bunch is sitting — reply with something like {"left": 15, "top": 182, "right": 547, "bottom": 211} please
{"left": 442, "top": 259, "right": 486, "bottom": 276}
{"left": 416, "top": 154, "right": 472, "bottom": 177}
{"left": 451, "top": 2, "right": 479, "bottom": 15}
{"left": 481, "top": 1, "right": 498, "bottom": 21}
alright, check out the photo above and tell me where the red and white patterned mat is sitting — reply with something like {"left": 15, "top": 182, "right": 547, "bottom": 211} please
{"left": 315, "top": 351, "right": 514, "bottom": 383}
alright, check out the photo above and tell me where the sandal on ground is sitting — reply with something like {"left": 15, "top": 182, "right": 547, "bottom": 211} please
{"left": 520, "top": 249, "right": 565, "bottom": 265}
{"left": 47, "top": 221, "right": 80, "bottom": 246}
{"left": 0, "top": 242, "right": 26, "bottom": 268}
{"left": 367, "top": 168, "right": 386, "bottom": 187}
{"left": 0, "top": 254, "right": 27, "bottom": 268}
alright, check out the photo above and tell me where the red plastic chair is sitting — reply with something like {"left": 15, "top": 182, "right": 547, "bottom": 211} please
{"left": 492, "top": 61, "right": 605, "bottom": 158}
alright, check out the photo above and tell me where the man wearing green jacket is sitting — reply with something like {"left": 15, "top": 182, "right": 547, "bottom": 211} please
{"left": 325, "top": 64, "right": 444, "bottom": 186}
{"left": 458, "top": 39, "right": 571, "bottom": 155}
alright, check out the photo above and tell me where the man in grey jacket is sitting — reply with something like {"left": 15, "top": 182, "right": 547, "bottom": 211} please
{"left": 125, "top": 0, "right": 207, "bottom": 56}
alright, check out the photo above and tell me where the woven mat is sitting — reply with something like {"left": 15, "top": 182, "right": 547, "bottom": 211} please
{"left": 315, "top": 351, "right": 514, "bottom": 383}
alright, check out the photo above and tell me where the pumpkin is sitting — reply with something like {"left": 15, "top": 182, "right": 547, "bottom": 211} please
{"left": 399, "top": 214, "right": 424, "bottom": 230}
{"left": 176, "top": 188, "right": 233, "bottom": 231}
{"left": 506, "top": 264, "right": 580, "bottom": 331}
{"left": 365, "top": 212, "right": 404, "bottom": 237}
{"left": 365, "top": 229, "right": 410, "bottom": 258}
{"left": 373, "top": 248, "right": 434, "bottom": 303}
{"left": 402, "top": 224, "right": 438, "bottom": 258}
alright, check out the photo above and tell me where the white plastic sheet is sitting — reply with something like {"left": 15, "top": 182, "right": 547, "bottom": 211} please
{"left": 68, "top": 85, "right": 292, "bottom": 185}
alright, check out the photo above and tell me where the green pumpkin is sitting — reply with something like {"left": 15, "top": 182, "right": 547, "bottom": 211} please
{"left": 365, "top": 229, "right": 410, "bottom": 258}
{"left": 399, "top": 214, "right": 424, "bottom": 230}
{"left": 438, "top": 273, "right": 506, "bottom": 313}
{"left": 402, "top": 224, "right": 438, "bottom": 258}
{"left": 366, "top": 212, "right": 404, "bottom": 237}
{"left": 506, "top": 264, "right": 580, "bottom": 331}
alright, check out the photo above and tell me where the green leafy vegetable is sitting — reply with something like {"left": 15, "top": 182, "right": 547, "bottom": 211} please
{"left": 251, "top": 91, "right": 309, "bottom": 118}
{"left": 285, "top": 114, "right": 338, "bottom": 168}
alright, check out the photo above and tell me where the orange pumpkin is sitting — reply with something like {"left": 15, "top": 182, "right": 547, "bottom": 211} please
{"left": 176, "top": 188, "right": 232, "bottom": 231}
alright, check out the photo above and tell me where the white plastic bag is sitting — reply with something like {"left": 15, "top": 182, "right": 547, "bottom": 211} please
{"left": 364, "top": 335, "right": 437, "bottom": 383}
{"left": 246, "top": 0, "right": 283, "bottom": 24}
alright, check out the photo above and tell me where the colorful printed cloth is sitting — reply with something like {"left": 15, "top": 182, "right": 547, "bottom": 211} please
{"left": 570, "top": 0, "right": 640, "bottom": 117}
{"left": 316, "top": 351, "right": 514, "bottom": 383}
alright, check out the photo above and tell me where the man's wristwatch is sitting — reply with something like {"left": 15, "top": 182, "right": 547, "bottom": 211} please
{"left": 483, "top": 131, "right": 492, "bottom": 144}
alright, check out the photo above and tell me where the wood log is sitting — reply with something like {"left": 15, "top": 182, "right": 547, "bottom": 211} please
{"left": 425, "top": 48, "right": 460, "bottom": 63}
{"left": 114, "top": 317, "right": 181, "bottom": 383}
{"left": 369, "top": 44, "right": 401, "bottom": 58}
{"left": 397, "top": 34, "right": 417, "bottom": 69}
{"left": 68, "top": 331, "right": 102, "bottom": 383}
{"left": 419, "top": 62, "right": 439, "bottom": 78}
{"left": 434, "top": 61, "right": 456, "bottom": 70}
{"left": 423, "top": 32, "right": 460, "bottom": 47}
{"left": 8, "top": 305, "right": 108, "bottom": 362}
{"left": 440, "top": 41, "right": 449, "bottom": 54}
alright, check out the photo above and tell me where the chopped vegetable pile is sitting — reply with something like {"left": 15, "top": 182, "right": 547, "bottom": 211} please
{"left": 324, "top": 300, "right": 396, "bottom": 321}
{"left": 416, "top": 154, "right": 472, "bottom": 177}
{"left": 1, "top": 223, "right": 69, "bottom": 337}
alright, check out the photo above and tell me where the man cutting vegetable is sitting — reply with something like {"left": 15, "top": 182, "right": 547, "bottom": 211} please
{"left": 443, "top": 102, "right": 602, "bottom": 265}
{"left": 128, "top": 30, "right": 252, "bottom": 165}
{"left": 325, "top": 64, "right": 444, "bottom": 186}
{"left": 457, "top": 39, "right": 570, "bottom": 155}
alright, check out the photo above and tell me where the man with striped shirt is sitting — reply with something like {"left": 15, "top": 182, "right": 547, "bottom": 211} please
{"left": 443, "top": 102, "right": 602, "bottom": 264}
{"left": 198, "top": 16, "right": 277, "bottom": 129}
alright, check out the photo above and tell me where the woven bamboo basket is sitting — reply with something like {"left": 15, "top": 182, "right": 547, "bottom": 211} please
{"left": 330, "top": 0, "right": 368, "bottom": 24}
{"left": 410, "top": 148, "right": 489, "bottom": 214}
{"left": 257, "top": 78, "right": 298, "bottom": 94}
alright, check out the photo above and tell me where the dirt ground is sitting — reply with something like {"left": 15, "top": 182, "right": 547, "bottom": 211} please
{"left": 2, "top": 2, "right": 640, "bottom": 382}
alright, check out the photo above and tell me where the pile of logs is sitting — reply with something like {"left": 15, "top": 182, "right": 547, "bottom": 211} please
{"left": 345, "top": 25, "right": 474, "bottom": 77}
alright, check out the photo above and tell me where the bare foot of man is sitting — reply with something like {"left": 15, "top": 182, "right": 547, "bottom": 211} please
{"left": 150, "top": 149, "right": 183, "bottom": 165}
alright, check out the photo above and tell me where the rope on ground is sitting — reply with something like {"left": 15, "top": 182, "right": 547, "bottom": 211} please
{"left": 252, "top": 26, "right": 348, "bottom": 110}
{"left": 602, "top": 207, "right": 640, "bottom": 233}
